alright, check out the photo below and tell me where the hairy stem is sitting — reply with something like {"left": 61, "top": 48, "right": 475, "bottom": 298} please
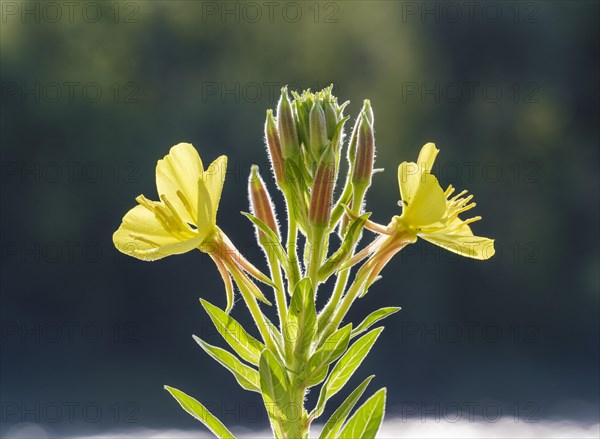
{"left": 286, "top": 214, "right": 301, "bottom": 290}
{"left": 316, "top": 268, "right": 350, "bottom": 340}
{"left": 229, "top": 266, "right": 278, "bottom": 353}
{"left": 266, "top": 250, "right": 288, "bottom": 331}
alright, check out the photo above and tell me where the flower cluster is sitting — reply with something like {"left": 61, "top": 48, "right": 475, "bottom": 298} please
{"left": 113, "top": 86, "right": 494, "bottom": 439}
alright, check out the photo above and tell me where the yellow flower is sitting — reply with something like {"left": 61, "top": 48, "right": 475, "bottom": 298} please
{"left": 113, "top": 143, "right": 272, "bottom": 311}
{"left": 345, "top": 143, "right": 494, "bottom": 293}
{"left": 113, "top": 142, "right": 226, "bottom": 261}
{"left": 395, "top": 142, "right": 495, "bottom": 260}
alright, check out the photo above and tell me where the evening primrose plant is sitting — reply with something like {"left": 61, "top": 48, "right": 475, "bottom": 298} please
{"left": 113, "top": 86, "right": 494, "bottom": 439}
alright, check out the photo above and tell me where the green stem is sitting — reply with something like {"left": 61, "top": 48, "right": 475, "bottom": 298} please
{"left": 287, "top": 214, "right": 301, "bottom": 291}
{"left": 285, "top": 382, "right": 309, "bottom": 438}
{"left": 266, "top": 249, "right": 288, "bottom": 331}
{"left": 284, "top": 346, "right": 310, "bottom": 438}
{"left": 329, "top": 176, "right": 353, "bottom": 229}
{"left": 316, "top": 268, "right": 350, "bottom": 340}
{"left": 229, "top": 267, "right": 278, "bottom": 353}
{"left": 319, "top": 274, "right": 363, "bottom": 344}
{"left": 306, "top": 229, "right": 324, "bottom": 294}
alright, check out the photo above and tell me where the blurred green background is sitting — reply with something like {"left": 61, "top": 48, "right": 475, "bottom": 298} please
{"left": 1, "top": 1, "right": 598, "bottom": 437}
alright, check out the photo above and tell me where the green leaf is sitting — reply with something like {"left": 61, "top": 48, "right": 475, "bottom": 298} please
{"left": 193, "top": 336, "right": 260, "bottom": 393}
{"left": 351, "top": 307, "right": 401, "bottom": 339}
{"left": 338, "top": 388, "right": 386, "bottom": 439}
{"left": 313, "top": 327, "right": 383, "bottom": 418}
{"left": 164, "top": 386, "right": 236, "bottom": 439}
{"left": 284, "top": 278, "right": 317, "bottom": 363}
{"left": 319, "top": 375, "right": 375, "bottom": 439}
{"left": 319, "top": 213, "right": 370, "bottom": 281}
{"left": 264, "top": 317, "right": 285, "bottom": 357}
{"left": 259, "top": 349, "right": 291, "bottom": 438}
{"left": 200, "top": 299, "right": 265, "bottom": 366}
{"left": 241, "top": 212, "right": 288, "bottom": 269}
{"left": 298, "top": 324, "right": 352, "bottom": 388}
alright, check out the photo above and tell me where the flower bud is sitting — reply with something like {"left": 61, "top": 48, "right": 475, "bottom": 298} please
{"left": 265, "top": 109, "right": 285, "bottom": 184}
{"left": 309, "top": 145, "right": 336, "bottom": 228}
{"left": 309, "top": 102, "right": 328, "bottom": 158}
{"left": 352, "top": 111, "right": 375, "bottom": 187}
{"left": 293, "top": 91, "right": 311, "bottom": 150}
{"left": 347, "top": 100, "right": 374, "bottom": 169}
{"left": 363, "top": 99, "right": 374, "bottom": 125}
{"left": 277, "top": 86, "right": 300, "bottom": 160}
{"left": 323, "top": 100, "right": 339, "bottom": 140}
{"left": 249, "top": 165, "right": 280, "bottom": 240}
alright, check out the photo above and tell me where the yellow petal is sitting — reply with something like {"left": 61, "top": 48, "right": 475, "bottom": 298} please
{"left": 419, "top": 232, "right": 495, "bottom": 260}
{"left": 397, "top": 161, "right": 420, "bottom": 204}
{"left": 397, "top": 143, "right": 440, "bottom": 208}
{"left": 197, "top": 179, "right": 213, "bottom": 236}
{"left": 156, "top": 143, "right": 204, "bottom": 225}
{"left": 113, "top": 204, "right": 204, "bottom": 261}
{"left": 202, "top": 155, "right": 228, "bottom": 224}
{"left": 417, "top": 142, "right": 439, "bottom": 173}
{"left": 402, "top": 172, "right": 446, "bottom": 226}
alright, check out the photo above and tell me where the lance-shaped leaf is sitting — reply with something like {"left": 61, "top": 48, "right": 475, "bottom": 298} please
{"left": 241, "top": 212, "right": 288, "bottom": 269}
{"left": 164, "top": 386, "right": 236, "bottom": 439}
{"left": 319, "top": 375, "right": 375, "bottom": 439}
{"left": 264, "top": 316, "right": 286, "bottom": 362}
{"left": 193, "top": 336, "right": 260, "bottom": 393}
{"left": 351, "top": 307, "right": 401, "bottom": 339}
{"left": 312, "top": 327, "right": 383, "bottom": 418}
{"left": 297, "top": 324, "right": 351, "bottom": 388}
{"left": 200, "top": 299, "right": 265, "bottom": 366}
{"left": 259, "top": 349, "right": 291, "bottom": 438}
{"left": 284, "top": 278, "right": 317, "bottom": 363}
{"left": 319, "top": 213, "right": 370, "bottom": 281}
{"left": 337, "top": 388, "right": 386, "bottom": 439}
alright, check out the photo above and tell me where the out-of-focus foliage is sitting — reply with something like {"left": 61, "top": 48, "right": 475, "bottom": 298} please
{"left": 1, "top": 1, "right": 598, "bottom": 434}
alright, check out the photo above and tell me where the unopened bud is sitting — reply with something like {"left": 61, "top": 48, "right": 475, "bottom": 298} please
{"left": 352, "top": 111, "right": 375, "bottom": 187}
{"left": 265, "top": 109, "right": 285, "bottom": 184}
{"left": 293, "top": 91, "right": 311, "bottom": 150}
{"left": 249, "top": 165, "right": 280, "bottom": 240}
{"left": 309, "top": 102, "right": 328, "bottom": 158}
{"left": 347, "top": 118, "right": 359, "bottom": 168}
{"left": 309, "top": 146, "right": 336, "bottom": 228}
{"left": 323, "top": 100, "right": 339, "bottom": 139}
{"left": 277, "top": 87, "right": 300, "bottom": 160}
{"left": 363, "top": 99, "right": 374, "bottom": 125}
{"left": 347, "top": 100, "right": 373, "bottom": 168}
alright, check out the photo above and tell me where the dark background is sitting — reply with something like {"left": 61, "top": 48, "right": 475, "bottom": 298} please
{"left": 1, "top": 1, "right": 598, "bottom": 437}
